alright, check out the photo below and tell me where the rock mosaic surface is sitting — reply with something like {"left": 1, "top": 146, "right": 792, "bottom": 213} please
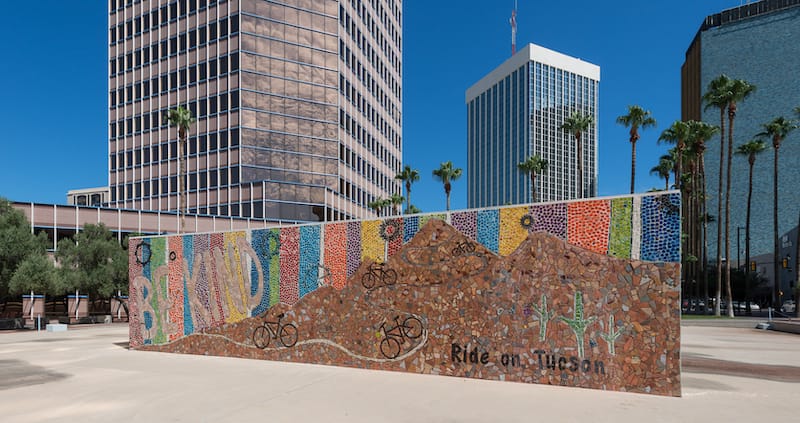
{"left": 129, "top": 192, "right": 682, "bottom": 397}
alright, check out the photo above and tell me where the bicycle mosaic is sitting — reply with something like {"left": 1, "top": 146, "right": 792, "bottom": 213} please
{"left": 128, "top": 192, "right": 682, "bottom": 396}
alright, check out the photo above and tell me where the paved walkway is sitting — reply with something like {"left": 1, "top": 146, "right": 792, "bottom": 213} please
{"left": 1, "top": 322, "right": 798, "bottom": 422}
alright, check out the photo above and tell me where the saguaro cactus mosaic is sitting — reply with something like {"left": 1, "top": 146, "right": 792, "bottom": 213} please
{"left": 559, "top": 291, "right": 597, "bottom": 358}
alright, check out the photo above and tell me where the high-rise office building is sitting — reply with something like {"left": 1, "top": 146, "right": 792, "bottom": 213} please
{"left": 108, "top": 0, "right": 402, "bottom": 222}
{"left": 465, "top": 43, "right": 600, "bottom": 208}
{"left": 681, "top": 0, "right": 800, "bottom": 295}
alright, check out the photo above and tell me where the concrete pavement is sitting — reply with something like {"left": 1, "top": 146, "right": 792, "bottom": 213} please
{"left": 1, "top": 322, "right": 798, "bottom": 422}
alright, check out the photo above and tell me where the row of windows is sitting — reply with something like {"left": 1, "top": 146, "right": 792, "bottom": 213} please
{"left": 339, "top": 41, "right": 400, "bottom": 129}
{"left": 340, "top": 5, "right": 401, "bottom": 95}
{"left": 338, "top": 177, "right": 397, "bottom": 214}
{"left": 356, "top": 0, "right": 401, "bottom": 54}
{"left": 340, "top": 108, "right": 399, "bottom": 185}
{"left": 111, "top": 128, "right": 240, "bottom": 171}
{"left": 111, "top": 54, "right": 239, "bottom": 107}
{"left": 339, "top": 74, "right": 399, "bottom": 151}
{"left": 110, "top": 0, "right": 225, "bottom": 42}
{"left": 110, "top": 17, "right": 239, "bottom": 75}
{"left": 111, "top": 91, "right": 240, "bottom": 139}
{"left": 338, "top": 143, "right": 396, "bottom": 198}
{"left": 111, "top": 166, "right": 239, "bottom": 202}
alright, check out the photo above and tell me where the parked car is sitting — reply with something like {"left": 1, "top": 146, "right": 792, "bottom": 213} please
{"left": 781, "top": 300, "right": 796, "bottom": 313}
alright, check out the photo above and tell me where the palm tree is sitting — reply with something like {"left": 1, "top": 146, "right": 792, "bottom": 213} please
{"left": 432, "top": 161, "right": 462, "bottom": 211}
{"left": 616, "top": 105, "right": 657, "bottom": 194}
{"left": 650, "top": 154, "right": 674, "bottom": 191}
{"left": 368, "top": 198, "right": 389, "bottom": 217}
{"left": 687, "top": 120, "right": 720, "bottom": 314}
{"left": 658, "top": 120, "right": 690, "bottom": 189}
{"left": 735, "top": 139, "right": 767, "bottom": 315}
{"left": 721, "top": 79, "right": 755, "bottom": 318}
{"left": 165, "top": 106, "right": 196, "bottom": 233}
{"left": 389, "top": 193, "right": 404, "bottom": 215}
{"left": 702, "top": 75, "right": 731, "bottom": 317}
{"left": 560, "top": 111, "right": 594, "bottom": 198}
{"left": 517, "top": 154, "right": 548, "bottom": 203}
{"left": 406, "top": 205, "right": 421, "bottom": 214}
{"left": 395, "top": 165, "right": 420, "bottom": 213}
{"left": 758, "top": 117, "right": 797, "bottom": 309}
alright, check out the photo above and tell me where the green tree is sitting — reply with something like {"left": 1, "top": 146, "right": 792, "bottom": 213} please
{"left": 395, "top": 165, "right": 420, "bottom": 213}
{"left": 560, "top": 111, "right": 594, "bottom": 198}
{"left": 367, "top": 198, "right": 389, "bottom": 217}
{"left": 0, "top": 198, "right": 49, "bottom": 302}
{"left": 389, "top": 193, "right": 404, "bottom": 215}
{"left": 406, "top": 205, "right": 421, "bottom": 214}
{"left": 735, "top": 139, "right": 767, "bottom": 315}
{"left": 8, "top": 254, "right": 59, "bottom": 296}
{"left": 517, "top": 155, "right": 548, "bottom": 203}
{"left": 658, "top": 120, "right": 690, "bottom": 189}
{"left": 703, "top": 75, "right": 731, "bottom": 317}
{"left": 165, "top": 106, "right": 196, "bottom": 233}
{"left": 56, "top": 223, "right": 128, "bottom": 301}
{"left": 432, "top": 161, "right": 463, "bottom": 211}
{"left": 758, "top": 117, "right": 797, "bottom": 309}
{"left": 687, "top": 120, "right": 720, "bottom": 313}
{"left": 616, "top": 105, "right": 657, "bottom": 194}
{"left": 650, "top": 154, "right": 674, "bottom": 191}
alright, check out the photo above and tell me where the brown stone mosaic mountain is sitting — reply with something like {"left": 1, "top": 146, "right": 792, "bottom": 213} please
{"left": 140, "top": 219, "right": 681, "bottom": 396}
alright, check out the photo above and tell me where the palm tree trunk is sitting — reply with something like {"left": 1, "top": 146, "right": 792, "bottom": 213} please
{"left": 179, "top": 130, "right": 187, "bottom": 233}
{"left": 715, "top": 108, "right": 725, "bottom": 316}
{"left": 577, "top": 133, "right": 583, "bottom": 198}
{"left": 531, "top": 174, "right": 537, "bottom": 203}
{"left": 773, "top": 146, "right": 780, "bottom": 309}
{"left": 744, "top": 158, "right": 754, "bottom": 315}
{"left": 724, "top": 111, "right": 735, "bottom": 318}
{"left": 700, "top": 157, "right": 709, "bottom": 314}
{"left": 405, "top": 182, "right": 411, "bottom": 212}
{"left": 630, "top": 138, "right": 636, "bottom": 194}
{"left": 664, "top": 176, "right": 669, "bottom": 191}
{"left": 445, "top": 183, "right": 451, "bottom": 211}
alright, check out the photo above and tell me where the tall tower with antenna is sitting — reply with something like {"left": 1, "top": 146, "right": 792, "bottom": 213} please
{"left": 510, "top": 1, "right": 518, "bottom": 55}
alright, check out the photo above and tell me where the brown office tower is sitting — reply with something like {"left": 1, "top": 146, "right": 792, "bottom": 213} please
{"left": 109, "top": 0, "right": 402, "bottom": 222}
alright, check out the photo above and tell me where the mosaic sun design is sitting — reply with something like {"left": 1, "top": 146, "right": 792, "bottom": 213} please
{"left": 129, "top": 192, "right": 681, "bottom": 397}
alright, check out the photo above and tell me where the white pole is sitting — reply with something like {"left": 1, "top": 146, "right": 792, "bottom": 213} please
{"left": 30, "top": 290, "right": 34, "bottom": 322}
{"left": 117, "top": 289, "right": 122, "bottom": 320}
{"left": 75, "top": 289, "right": 79, "bottom": 320}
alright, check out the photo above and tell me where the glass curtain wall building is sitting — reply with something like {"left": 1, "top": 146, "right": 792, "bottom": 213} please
{"left": 108, "top": 0, "right": 402, "bottom": 222}
{"left": 466, "top": 43, "right": 600, "bottom": 208}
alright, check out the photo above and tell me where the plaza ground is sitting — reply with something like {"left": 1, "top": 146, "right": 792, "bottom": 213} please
{"left": 1, "top": 320, "right": 798, "bottom": 422}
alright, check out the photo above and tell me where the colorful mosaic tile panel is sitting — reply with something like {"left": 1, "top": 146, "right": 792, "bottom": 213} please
{"left": 361, "top": 220, "right": 384, "bottom": 263}
{"left": 608, "top": 198, "right": 633, "bottom": 259}
{"left": 403, "top": 216, "right": 420, "bottom": 242}
{"left": 477, "top": 209, "right": 500, "bottom": 254}
{"left": 299, "top": 226, "right": 321, "bottom": 299}
{"left": 250, "top": 229, "right": 274, "bottom": 317}
{"left": 499, "top": 207, "right": 530, "bottom": 256}
{"left": 451, "top": 211, "right": 477, "bottom": 241}
{"left": 383, "top": 218, "right": 404, "bottom": 257}
{"left": 324, "top": 223, "right": 348, "bottom": 290}
{"left": 279, "top": 228, "right": 300, "bottom": 305}
{"left": 530, "top": 203, "right": 567, "bottom": 240}
{"left": 640, "top": 193, "right": 681, "bottom": 262}
{"left": 567, "top": 200, "right": 611, "bottom": 255}
{"left": 182, "top": 236, "right": 194, "bottom": 335}
{"left": 420, "top": 213, "right": 446, "bottom": 227}
{"left": 346, "top": 221, "right": 361, "bottom": 278}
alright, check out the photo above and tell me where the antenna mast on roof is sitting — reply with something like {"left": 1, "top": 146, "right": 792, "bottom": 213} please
{"left": 510, "top": 0, "right": 518, "bottom": 55}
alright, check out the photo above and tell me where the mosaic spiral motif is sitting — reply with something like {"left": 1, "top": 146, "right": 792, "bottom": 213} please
{"left": 128, "top": 192, "right": 681, "bottom": 350}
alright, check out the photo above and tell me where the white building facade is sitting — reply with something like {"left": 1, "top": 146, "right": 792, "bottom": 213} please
{"left": 466, "top": 43, "right": 600, "bottom": 207}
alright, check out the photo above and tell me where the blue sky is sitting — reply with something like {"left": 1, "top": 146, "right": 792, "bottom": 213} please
{"left": 0, "top": 0, "right": 744, "bottom": 214}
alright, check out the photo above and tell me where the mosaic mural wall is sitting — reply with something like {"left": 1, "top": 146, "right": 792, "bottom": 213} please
{"left": 129, "top": 192, "right": 682, "bottom": 396}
